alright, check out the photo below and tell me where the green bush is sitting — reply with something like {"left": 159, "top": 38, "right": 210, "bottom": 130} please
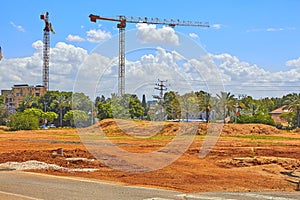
{"left": 237, "top": 112, "right": 275, "bottom": 126}
{"left": 7, "top": 112, "right": 39, "bottom": 131}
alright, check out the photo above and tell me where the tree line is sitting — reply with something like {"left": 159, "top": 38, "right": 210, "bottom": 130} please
{"left": 0, "top": 90, "right": 300, "bottom": 130}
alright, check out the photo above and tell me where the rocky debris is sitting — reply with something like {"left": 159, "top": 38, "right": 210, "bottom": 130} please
{"left": 0, "top": 160, "right": 99, "bottom": 172}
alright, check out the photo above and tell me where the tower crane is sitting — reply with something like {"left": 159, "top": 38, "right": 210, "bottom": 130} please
{"left": 89, "top": 14, "right": 209, "bottom": 96}
{"left": 40, "top": 12, "right": 55, "bottom": 91}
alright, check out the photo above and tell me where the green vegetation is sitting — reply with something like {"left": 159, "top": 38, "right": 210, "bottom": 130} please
{"left": 2, "top": 89, "right": 300, "bottom": 131}
{"left": 4, "top": 91, "right": 92, "bottom": 130}
{"left": 7, "top": 112, "right": 39, "bottom": 131}
{"left": 64, "top": 110, "right": 89, "bottom": 127}
{"left": 227, "top": 135, "right": 300, "bottom": 141}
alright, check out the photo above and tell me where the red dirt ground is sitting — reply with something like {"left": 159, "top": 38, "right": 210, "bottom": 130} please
{"left": 0, "top": 120, "right": 299, "bottom": 193}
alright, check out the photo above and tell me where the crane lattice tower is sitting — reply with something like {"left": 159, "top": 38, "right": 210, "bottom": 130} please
{"left": 40, "top": 12, "right": 55, "bottom": 91}
{"left": 89, "top": 14, "right": 209, "bottom": 96}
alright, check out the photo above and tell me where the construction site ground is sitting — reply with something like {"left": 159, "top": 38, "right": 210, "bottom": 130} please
{"left": 0, "top": 119, "right": 300, "bottom": 193}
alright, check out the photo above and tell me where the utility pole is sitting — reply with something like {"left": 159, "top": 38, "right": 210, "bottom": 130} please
{"left": 153, "top": 79, "right": 168, "bottom": 101}
{"left": 153, "top": 79, "right": 167, "bottom": 121}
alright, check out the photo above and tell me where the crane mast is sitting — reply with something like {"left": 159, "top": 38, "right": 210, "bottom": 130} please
{"left": 89, "top": 14, "right": 209, "bottom": 96}
{"left": 40, "top": 12, "right": 55, "bottom": 91}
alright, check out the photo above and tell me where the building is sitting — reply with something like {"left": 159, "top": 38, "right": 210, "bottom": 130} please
{"left": 269, "top": 106, "right": 290, "bottom": 125}
{"left": 1, "top": 84, "right": 46, "bottom": 109}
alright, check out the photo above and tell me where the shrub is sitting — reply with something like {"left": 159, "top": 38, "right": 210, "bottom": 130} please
{"left": 7, "top": 112, "right": 39, "bottom": 131}
{"left": 237, "top": 112, "right": 275, "bottom": 126}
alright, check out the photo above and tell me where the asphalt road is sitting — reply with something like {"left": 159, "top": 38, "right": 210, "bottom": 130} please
{"left": 0, "top": 171, "right": 299, "bottom": 200}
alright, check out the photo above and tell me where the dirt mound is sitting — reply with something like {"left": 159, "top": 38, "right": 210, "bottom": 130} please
{"left": 222, "top": 124, "right": 282, "bottom": 135}
{"left": 96, "top": 119, "right": 283, "bottom": 136}
{"left": 218, "top": 157, "right": 300, "bottom": 170}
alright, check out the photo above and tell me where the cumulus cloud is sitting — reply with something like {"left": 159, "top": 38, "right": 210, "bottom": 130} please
{"left": 0, "top": 41, "right": 88, "bottom": 91}
{"left": 10, "top": 22, "right": 25, "bottom": 32}
{"left": 136, "top": 23, "right": 179, "bottom": 45}
{"left": 2, "top": 39, "right": 300, "bottom": 99}
{"left": 75, "top": 46, "right": 223, "bottom": 99}
{"left": 210, "top": 53, "right": 300, "bottom": 98}
{"left": 286, "top": 57, "right": 300, "bottom": 68}
{"left": 66, "top": 34, "right": 85, "bottom": 42}
{"left": 86, "top": 29, "right": 112, "bottom": 43}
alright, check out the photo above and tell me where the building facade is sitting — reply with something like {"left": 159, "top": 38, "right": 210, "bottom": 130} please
{"left": 1, "top": 84, "right": 46, "bottom": 109}
{"left": 269, "top": 106, "right": 290, "bottom": 126}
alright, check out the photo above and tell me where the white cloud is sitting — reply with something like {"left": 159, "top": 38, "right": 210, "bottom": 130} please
{"left": 286, "top": 57, "right": 300, "bottom": 68}
{"left": 266, "top": 28, "right": 284, "bottom": 32}
{"left": 0, "top": 41, "right": 88, "bottom": 91}
{"left": 210, "top": 53, "right": 300, "bottom": 98}
{"left": 86, "top": 29, "right": 112, "bottom": 43}
{"left": 66, "top": 34, "right": 85, "bottom": 42}
{"left": 10, "top": 22, "right": 25, "bottom": 32}
{"left": 247, "top": 27, "right": 296, "bottom": 33}
{"left": 2, "top": 39, "right": 300, "bottom": 99}
{"left": 212, "top": 24, "right": 222, "bottom": 29}
{"left": 189, "top": 33, "right": 199, "bottom": 39}
{"left": 136, "top": 23, "right": 179, "bottom": 45}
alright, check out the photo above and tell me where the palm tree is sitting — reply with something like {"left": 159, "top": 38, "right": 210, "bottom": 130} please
{"left": 19, "top": 95, "right": 38, "bottom": 111}
{"left": 196, "top": 91, "right": 211, "bottom": 123}
{"left": 54, "top": 95, "right": 70, "bottom": 127}
{"left": 217, "top": 91, "right": 235, "bottom": 122}
{"left": 283, "top": 93, "right": 300, "bottom": 127}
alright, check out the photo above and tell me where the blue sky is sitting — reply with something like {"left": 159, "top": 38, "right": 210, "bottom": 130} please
{"left": 1, "top": 0, "right": 300, "bottom": 98}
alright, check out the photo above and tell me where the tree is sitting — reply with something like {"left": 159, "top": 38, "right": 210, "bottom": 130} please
{"left": 95, "top": 95, "right": 106, "bottom": 105}
{"left": 53, "top": 95, "right": 71, "bottom": 127}
{"left": 72, "top": 92, "right": 93, "bottom": 112}
{"left": 163, "top": 91, "right": 181, "bottom": 120}
{"left": 18, "top": 95, "right": 38, "bottom": 111}
{"left": 97, "top": 101, "right": 112, "bottom": 120}
{"left": 196, "top": 91, "right": 212, "bottom": 123}
{"left": 283, "top": 93, "right": 300, "bottom": 127}
{"left": 141, "top": 94, "right": 149, "bottom": 119}
{"left": 129, "top": 95, "right": 143, "bottom": 119}
{"left": 64, "top": 110, "right": 89, "bottom": 127}
{"left": 217, "top": 91, "right": 235, "bottom": 122}
{"left": 0, "top": 105, "right": 9, "bottom": 125}
{"left": 180, "top": 92, "right": 198, "bottom": 121}
{"left": 42, "top": 112, "right": 58, "bottom": 125}
{"left": 23, "top": 108, "right": 44, "bottom": 121}
{"left": 0, "top": 95, "right": 4, "bottom": 105}
{"left": 280, "top": 112, "right": 296, "bottom": 128}
{"left": 107, "top": 94, "right": 143, "bottom": 120}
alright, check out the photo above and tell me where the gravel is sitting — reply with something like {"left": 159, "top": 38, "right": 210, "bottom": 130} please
{"left": 0, "top": 160, "right": 99, "bottom": 172}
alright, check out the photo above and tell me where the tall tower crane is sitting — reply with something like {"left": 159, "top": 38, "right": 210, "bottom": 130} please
{"left": 40, "top": 12, "right": 55, "bottom": 91}
{"left": 89, "top": 14, "right": 209, "bottom": 96}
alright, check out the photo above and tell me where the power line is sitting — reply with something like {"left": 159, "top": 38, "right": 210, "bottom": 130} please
{"left": 153, "top": 79, "right": 168, "bottom": 101}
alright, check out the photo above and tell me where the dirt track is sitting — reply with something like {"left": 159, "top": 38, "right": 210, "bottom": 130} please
{"left": 0, "top": 120, "right": 299, "bottom": 193}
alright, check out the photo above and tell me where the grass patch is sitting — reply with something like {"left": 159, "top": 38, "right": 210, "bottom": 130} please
{"left": 227, "top": 135, "right": 300, "bottom": 141}
{"left": 247, "top": 141, "right": 289, "bottom": 146}
{"left": 56, "top": 134, "right": 79, "bottom": 138}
